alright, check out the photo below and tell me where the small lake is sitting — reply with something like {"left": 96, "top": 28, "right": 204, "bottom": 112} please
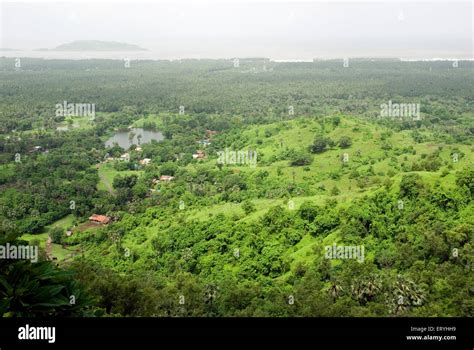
{"left": 105, "top": 128, "right": 164, "bottom": 149}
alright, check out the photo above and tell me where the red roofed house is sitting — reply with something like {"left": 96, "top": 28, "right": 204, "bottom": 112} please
{"left": 89, "top": 214, "right": 111, "bottom": 225}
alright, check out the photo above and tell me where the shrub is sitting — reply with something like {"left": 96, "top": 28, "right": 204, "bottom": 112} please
{"left": 49, "top": 226, "right": 64, "bottom": 244}
{"left": 242, "top": 200, "right": 256, "bottom": 215}
{"left": 339, "top": 136, "right": 352, "bottom": 149}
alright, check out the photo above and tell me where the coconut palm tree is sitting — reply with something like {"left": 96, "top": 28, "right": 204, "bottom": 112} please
{"left": 391, "top": 276, "right": 426, "bottom": 314}
{"left": 328, "top": 280, "right": 344, "bottom": 302}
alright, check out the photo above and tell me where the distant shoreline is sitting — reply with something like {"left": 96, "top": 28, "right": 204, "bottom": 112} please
{"left": 0, "top": 51, "right": 473, "bottom": 62}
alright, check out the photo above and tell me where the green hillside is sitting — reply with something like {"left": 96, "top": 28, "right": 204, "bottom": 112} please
{"left": 68, "top": 115, "right": 473, "bottom": 317}
{"left": 1, "top": 58, "right": 472, "bottom": 317}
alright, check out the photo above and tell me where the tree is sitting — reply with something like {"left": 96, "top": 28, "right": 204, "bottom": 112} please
{"left": 456, "top": 168, "right": 474, "bottom": 196}
{"left": 128, "top": 131, "right": 136, "bottom": 145}
{"left": 339, "top": 136, "right": 352, "bottom": 149}
{"left": 399, "top": 173, "right": 423, "bottom": 198}
{"left": 49, "top": 226, "right": 64, "bottom": 244}
{"left": 327, "top": 280, "right": 344, "bottom": 302}
{"left": 242, "top": 200, "right": 256, "bottom": 215}
{"left": 160, "top": 161, "right": 178, "bottom": 176}
{"left": 331, "top": 186, "right": 341, "bottom": 196}
{"left": 289, "top": 150, "right": 313, "bottom": 166}
{"left": 310, "top": 137, "right": 331, "bottom": 154}
{"left": 113, "top": 174, "right": 138, "bottom": 189}
{"left": 298, "top": 201, "right": 319, "bottom": 222}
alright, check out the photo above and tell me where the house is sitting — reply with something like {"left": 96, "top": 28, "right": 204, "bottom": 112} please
{"left": 119, "top": 153, "right": 130, "bottom": 161}
{"left": 139, "top": 158, "right": 152, "bottom": 166}
{"left": 89, "top": 214, "right": 111, "bottom": 225}
{"left": 159, "top": 175, "right": 174, "bottom": 182}
{"left": 135, "top": 146, "right": 142, "bottom": 152}
{"left": 192, "top": 150, "right": 205, "bottom": 160}
{"left": 66, "top": 230, "right": 73, "bottom": 237}
{"left": 206, "top": 129, "right": 218, "bottom": 138}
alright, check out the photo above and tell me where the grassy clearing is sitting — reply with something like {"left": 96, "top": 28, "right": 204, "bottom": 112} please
{"left": 44, "top": 214, "right": 75, "bottom": 232}
{"left": 97, "top": 162, "right": 143, "bottom": 193}
{"left": 20, "top": 232, "right": 73, "bottom": 261}
{"left": 56, "top": 115, "right": 95, "bottom": 131}
{"left": 18, "top": 215, "right": 80, "bottom": 262}
{"left": 131, "top": 114, "right": 164, "bottom": 129}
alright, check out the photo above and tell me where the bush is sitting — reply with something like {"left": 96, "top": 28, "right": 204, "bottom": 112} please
{"left": 399, "top": 173, "right": 423, "bottom": 198}
{"left": 339, "top": 136, "right": 352, "bottom": 149}
{"left": 310, "top": 137, "right": 331, "bottom": 153}
{"left": 289, "top": 150, "right": 313, "bottom": 166}
{"left": 242, "top": 200, "right": 256, "bottom": 215}
{"left": 49, "top": 227, "right": 64, "bottom": 244}
{"left": 331, "top": 186, "right": 341, "bottom": 196}
{"left": 298, "top": 201, "right": 319, "bottom": 221}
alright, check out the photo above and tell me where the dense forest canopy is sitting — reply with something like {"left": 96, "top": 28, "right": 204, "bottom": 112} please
{"left": 0, "top": 58, "right": 472, "bottom": 317}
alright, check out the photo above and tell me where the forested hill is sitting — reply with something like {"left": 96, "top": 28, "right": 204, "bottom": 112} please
{"left": 48, "top": 40, "right": 146, "bottom": 51}
{"left": 69, "top": 116, "right": 474, "bottom": 317}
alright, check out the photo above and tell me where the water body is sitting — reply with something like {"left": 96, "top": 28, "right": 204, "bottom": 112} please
{"left": 105, "top": 128, "right": 164, "bottom": 149}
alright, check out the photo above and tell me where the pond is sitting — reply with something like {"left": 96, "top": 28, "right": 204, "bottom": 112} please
{"left": 105, "top": 128, "right": 164, "bottom": 149}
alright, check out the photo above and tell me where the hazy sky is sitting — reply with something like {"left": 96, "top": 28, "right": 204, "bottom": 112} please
{"left": 1, "top": 0, "right": 472, "bottom": 59}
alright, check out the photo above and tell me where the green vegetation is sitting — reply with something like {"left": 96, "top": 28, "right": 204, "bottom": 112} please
{"left": 0, "top": 58, "right": 472, "bottom": 317}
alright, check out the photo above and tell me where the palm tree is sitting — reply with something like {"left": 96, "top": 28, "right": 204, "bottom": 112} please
{"left": 328, "top": 280, "right": 344, "bottom": 302}
{"left": 351, "top": 277, "right": 381, "bottom": 304}
{"left": 392, "top": 276, "right": 426, "bottom": 314}
{"left": 364, "top": 279, "right": 381, "bottom": 301}
{"left": 128, "top": 131, "right": 136, "bottom": 145}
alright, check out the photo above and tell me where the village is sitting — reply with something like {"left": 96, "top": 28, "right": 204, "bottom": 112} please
{"left": 37, "top": 128, "right": 219, "bottom": 262}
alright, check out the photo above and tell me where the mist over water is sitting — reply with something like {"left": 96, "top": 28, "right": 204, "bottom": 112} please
{"left": 2, "top": 1, "right": 472, "bottom": 60}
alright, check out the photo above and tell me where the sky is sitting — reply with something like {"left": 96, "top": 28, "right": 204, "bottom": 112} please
{"left": 1, "top": 0, "right": 472, "bottom": 59}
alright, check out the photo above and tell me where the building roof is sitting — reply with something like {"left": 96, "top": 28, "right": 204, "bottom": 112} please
{"left": 89, "top": 214, "right": 111, "bottom": 224}
{"left": 160, "top": 175, "right": 174, "bottom": 181}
